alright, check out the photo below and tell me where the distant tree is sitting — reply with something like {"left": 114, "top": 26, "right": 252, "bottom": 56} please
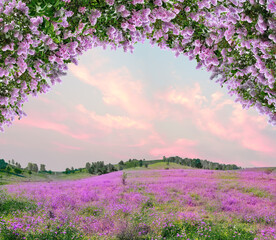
{"left": 40, "top": 164, "right": 46, "bottom": 172}
{"left": 175, "top": 156, "right": 181, "bottom": 164}
{"left": 11, "top": 159, "right": 15, "bottom": 165}
{"left": 65, "top": 168, "right": 70, "bottom": 174}
{"left": 194, "top": 159, "right": 202, "bottom": 169}
{"left": 85, "top": 162, "right": 91, "bottom": 172}
{"left": 0, "top": 159, "right": 7, "bottom": 169}
{"left": 14, "top": 168, "right": 22, "bottom": 174}
{"left": 6, "top": 166, "right": 11, "bottom": 173}
{"left": 88, "top": 167, "right": 93, "bottom": 174}
{"left": 139, "top": 160, "right": 143, "bottom": 167}
{"left": 163, "top": 156, "right": 166, "bottom": 162}
{"left": 28, "top": 170, "right": 32, "bottom": 175}
{"left": 32, "top": 164, "right": 38, "bottom": 173}
{"left": 170, "top": 157, "right": 175, "bottom": 163}
{"left": 145, "top": 163, "right": 148, "bottom": 168}
{"left": 27, "top": 162, "right": 33, "bottom": 171}
{"left": 107, "top": 163, "right": 116, "bottom": 172}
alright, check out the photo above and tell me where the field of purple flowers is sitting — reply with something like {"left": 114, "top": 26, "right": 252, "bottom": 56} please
{"left": 0, "top": 169, "right": 275, "bottom": 239}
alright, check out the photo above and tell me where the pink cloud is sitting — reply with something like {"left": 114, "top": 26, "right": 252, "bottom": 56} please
{"left": 158, "top": 83, "right": 276, "bottom": 156}
{"left": 17, "top": 118, "right": 90, "bottom": 140}
{"left": 175, "top": 138, "right": 198, "bottom": 146}
{"left": 196, "top": 105, "right": 275, "bottom": 154}
{"left": 230, "top": 105, "right": 275, "bottom": 153}
{"left": 53, "top": 142, "right": 83, "bottom": 151}
{"left": 38, "top": 96, "right": 51, "bottom": 104}
{"left": 250, "top": 161, "right": 274, "bottom": 168}
{"left": 76, "top": 104, "right": 151, "bottom": 130}
{"left": 126, "top": 131, "right": 166, "bottom": 147}
{"left": 69, "top": 64, "right": 155, "bottom": 119}
{"left": 150, "top": 138, "right": 198, "bottom": 159}
{"left": 160, "top": 83, "right": 207, "bottom": 110}
{"left": 211, "top": 91, "right": 224, "bottom": 105}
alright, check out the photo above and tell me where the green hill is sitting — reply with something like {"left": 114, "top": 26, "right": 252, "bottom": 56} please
{"left": 147, "top": 162, "right": 192, "bottom": 170}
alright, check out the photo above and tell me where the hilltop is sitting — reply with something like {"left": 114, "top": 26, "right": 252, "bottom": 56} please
{"left": 2, "top": 156, "right": 274, "bottom": 185}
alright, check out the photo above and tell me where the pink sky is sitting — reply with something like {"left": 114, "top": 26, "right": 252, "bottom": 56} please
{"left": 0, "top": 43, "right": 275, "bottom": 170}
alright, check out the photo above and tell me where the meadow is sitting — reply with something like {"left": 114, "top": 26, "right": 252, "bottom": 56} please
{"left": 0, "top": 168, "right": 275, "bottom": 240}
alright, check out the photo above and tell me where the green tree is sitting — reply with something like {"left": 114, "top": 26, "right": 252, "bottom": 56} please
{"left": 32, "top": 164, "right": 38, "bottom": 173}
{"left": 85, "top": 162, "right": 91, "bottom": 172}
{"left": 27, "top": 163, "right": 33, "bottom": 171}
{"left": 5, "top": 166, "right": 11, "bottom": 173}
{"left": 0, "top": 159, "right": 7, "bottom": 170}
{"left": 14, "top": 168, "right": 22, "bottom": 174}
{"left": 40, "top": 164, "right": 46, "bottom": 172}
{"left": 194, "top": 159, "right": 203, "bottom": 169}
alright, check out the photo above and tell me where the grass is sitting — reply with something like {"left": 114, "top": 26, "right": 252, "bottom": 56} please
{"left": 0, "top": 221, "right": 83, "bottom": 240}
{"left": 0, "top": 171, "right": 93, "bottom": 185}
{"left": 148, "top": 162, "right": 192, "bottom": 170}
{"left": 79, "top": 205, "right": 104, "bottom": 217}
{"left": 240, "top": 186, "right": 271, "bottom": 198}
{"left": 161, "top": 220, "right": 257, "bottom": 240}
{"left": 217, "top": 172, "right": 239, "bottom": 180}
{"left": 0, "top": 190, "right": 37, "bottom": 216}
{"left": 124, "top": 162, "right": 193, "bottom": 171}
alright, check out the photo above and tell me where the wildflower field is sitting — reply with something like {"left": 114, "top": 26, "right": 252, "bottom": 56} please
{"left": 0, "top": 169, "right": 275, "bottom": 240}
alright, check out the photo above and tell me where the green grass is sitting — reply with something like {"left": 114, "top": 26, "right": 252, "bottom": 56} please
{"left": 79, "top": 205, "right": 104, "bottom": 217}
{"left": 51, "top": 172, "right": 92, "bottom": 180}
{"left": 148, "top": 162, "right": 192, "bottom": 170}
{"left": 0, "top": 221, "right": 84, "bottom": 240}
{"left": 161, "top": 220, "right": 257, "bottom": 240}
{"left": 217, "top": 172, "right": 239, "bottom": 180}
{"left": 0, "top": 190, "right": 37, "bottom": 216}
{"left": 240, "top": 186, "right": 271, "bottom": 198}
{"left": 124, "top": 162, "right": 193, "bottom": 171}
{"left": 0, "top": 171, "right": 93, "bottom": 185}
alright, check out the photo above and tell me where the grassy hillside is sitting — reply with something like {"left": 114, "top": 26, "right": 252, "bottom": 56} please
{"left": 120, "top": 162, "right": 193, "bottom": 171}
{"left": 147, "top": 162, "right": 192, "bottom": 170}
{"left": 0, "top": 170, "right": 92, "bottom": 185}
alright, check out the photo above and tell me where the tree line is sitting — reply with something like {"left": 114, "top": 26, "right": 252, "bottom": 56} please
{"left": 0, "top": 159, "right": 50, "bottom": 175}
{"left": 85, "top": 161, "right": 117, "bottom": 175}
{"left": 118, "top": 159, "right": 149, "bottom": 170}
{"left": 116, "top": 157, "right": 240, "bottom": 171}
{"left": 0, "top": 155, "right": 241, "bottom": 177}
{"left": 162, "top": 156, "right": 240, "bottom": 170}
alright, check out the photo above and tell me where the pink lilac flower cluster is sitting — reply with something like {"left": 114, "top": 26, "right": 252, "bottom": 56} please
{"left": 0, "top": 0, "right": 275, "bottom": 131}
